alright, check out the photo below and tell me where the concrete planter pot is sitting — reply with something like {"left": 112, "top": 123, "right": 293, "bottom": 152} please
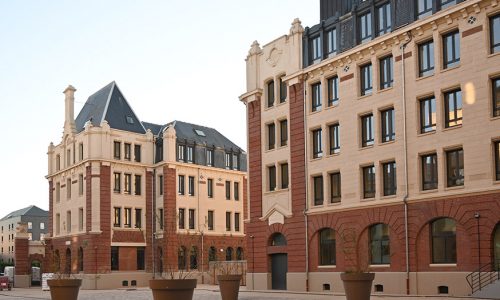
{"left": 149, "top": 279, "right": 197, "bottom": 300}
{"left": 340, "top": 272, "right": 375, "bottom": 300}
{"left": 217, "top": 274, "right": 242, "bottom": 300}
{"left": 47, "top": 279, "right": 82, "bottom": 300}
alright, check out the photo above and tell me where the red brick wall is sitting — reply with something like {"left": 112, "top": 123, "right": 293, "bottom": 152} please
{"left": 162, "top": 167, "right": 177, "bottom": 270}
{"left": 246, "top": 97, "right": 267, "bottom": 273}
{"left": 286, "top": 82, "right": 307, "bottom": 273}
{"left": 112, "top": 230, "right": 145, "bottom": 243}
{"left": 145, "top": 170, "right": 153, "bottom": 272}
{"left": 49, "top": 180, "right": 53, "bottom": 236}
{"left": 14, "top": 237, "right": 29, "bottom": 275}
{"left": 86, "top": 166, "right": 92, "bottom": 232}
{"left": 303, "top": 192, "right": 500, "bottom": 273}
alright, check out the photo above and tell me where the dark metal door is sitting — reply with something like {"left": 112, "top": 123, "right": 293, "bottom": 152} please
{"left": 271, "top": 253, "right": 287, "bottom": 290}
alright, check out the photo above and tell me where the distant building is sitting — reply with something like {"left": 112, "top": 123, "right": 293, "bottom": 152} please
{"left": 240, "top": 0, "right": 500, "bottom": 296}
{"left": 46, "top": 82, "right": 247, "bottom": 289}
{"left": 0, "top": 205, "right": 48, "bottom": 264}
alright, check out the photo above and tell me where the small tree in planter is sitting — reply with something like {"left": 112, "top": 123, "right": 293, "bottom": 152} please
{"left": 45, "top": 246, "right": 82, "bottom": 300}
{"left": 211, "top": 238, "right": 244, "bottom": 300}
{"left": 149, "top": 212, "right": 198, "bottom": 300}
{"left": 339, "top": 227, "right": 374, "bottom": 300}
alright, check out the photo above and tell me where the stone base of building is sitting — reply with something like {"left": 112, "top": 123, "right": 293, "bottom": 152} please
{"left": 245, "top": 271, "right": 472, "bottom": 296}
{"left": 14, "top": 275, "right": 30, "bottom": 288}
{"left": 77, "top": 272, "right": 152, "bottom": 289}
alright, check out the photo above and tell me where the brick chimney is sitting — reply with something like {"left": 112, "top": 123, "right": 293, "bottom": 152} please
{"left": 63, "top": 85, "right": 76, "bottom": 134}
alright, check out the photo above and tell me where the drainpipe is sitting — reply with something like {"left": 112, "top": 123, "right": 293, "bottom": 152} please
{"left": 302, "top": 76, "right": 310, "bottom": 292}
{"left": 400, "top": 31, "right": 412, "bottom": 295}
{"left": 152, "top": 137, "right": 157, "bottom": 278}
{"left": 197, "top": 167, "right": 203, "bottom": 283}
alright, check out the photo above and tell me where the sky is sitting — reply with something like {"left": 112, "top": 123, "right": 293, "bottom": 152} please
{"left": 0, "top": 1, "right": 318, "bottom": 214}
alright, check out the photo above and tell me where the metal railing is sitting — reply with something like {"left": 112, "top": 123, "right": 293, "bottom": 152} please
{"left": 466, "top": 260, "right": 500, "bottom": 294}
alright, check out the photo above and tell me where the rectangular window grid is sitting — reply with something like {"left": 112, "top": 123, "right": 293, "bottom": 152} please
{"left": 327, "top": 76, "right": 339, "bottom": 106}
{"left": 363, "top": 165, "right": 376, "bottom": 198}
{"left": 420, "top": 97, "right": 436, "bottom": 133}
{"left": 361, "top": 114, "right": 374, "bottom": 147}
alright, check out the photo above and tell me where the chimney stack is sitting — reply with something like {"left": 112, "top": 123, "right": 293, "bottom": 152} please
{"left": 63, "top": 85, "right": 77, "bottom": 134}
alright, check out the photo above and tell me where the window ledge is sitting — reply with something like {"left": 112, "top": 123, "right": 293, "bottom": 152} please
{"left": 493, "top": 180, "right": 500, "bottom": 185}
{"left": 264, "top": 148, "right": 276, "bottom": 154}
{"left": 263, "top": 105, "right": 275, "bottom": 112}
{"left": 377, "top": 86, "right": 394, "bottom": 94}
{"left": 309, "top": 109, "right": 323, "bottom": 115}
{"left": 420, "top": 188, "right": 439, "bottom": 194}
{"left": 381, "top": 195, "right": 397, "bottom": 200}
{"left": 416, "top": 74, "right": 434, "bottom": 81}
{"left": 379, "top": 140, "right": 396, "bottom": 146}
{"left": 277, "top": 100, "right": 288, "bottom": 107}
{"left": 490, "top": 115, "right": 500, "bottom": 121}
{"left": 309, "top": 156, "right": 323, "bottom": 162}
{"left": 487, "top": 51, "right": 500, "bottom": 59}
{"left": 359, "top": 145, "right": 374, "bottom": 151}
{"left": 429, "top": 263, "right": 457, "bottom": 267}
{"left": 325, "top": 102, "right": 340, "bottom": 110}
{"left": 417, "top": 130, "right": 436, "bottom": 138}
{"left": 444, "top": 185, "right": 465, "bottom": 191}
{"left": 326, "top": 151, "right": 341, "bottom": 158}
{"left": 318, "top": 265, "right": 336, "bottom": 269}
{"left": 326, "top": 201, "right": 341, "bottom": 207}
{"left": 369, "top": 264, "right": 390, "bottom": 268}
{"left": 361, "top": 197, "right": 376, "bottom": 202}
{"left": 440, "top": 65, "right": 460, "bottom": 74}
{"left": 357, "top": 93, "right": 373, "bottom": 101}
{"left": 442, "top": 124, "right": 462, "bottom": 132}
{"left": 277, "top": 144, "right": 288, "bottom": 150}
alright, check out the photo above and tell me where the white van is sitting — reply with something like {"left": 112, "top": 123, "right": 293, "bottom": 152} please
{"left": 4, "top": 266, "right": 14, "bottom": 283}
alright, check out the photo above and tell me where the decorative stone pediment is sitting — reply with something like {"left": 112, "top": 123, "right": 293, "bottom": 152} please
{"left": 260, "top": 203, "right": 292, "bottom": 225}
{"left": 266, "top": 47, "right": 282, "bottom": 67}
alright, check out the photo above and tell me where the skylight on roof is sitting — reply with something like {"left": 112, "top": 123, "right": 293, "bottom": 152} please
{"left": 194, "top": 129, "right": 206, "bottom": 137}
{"left": 126, "top": 116, "right": 134, "bottom": 124}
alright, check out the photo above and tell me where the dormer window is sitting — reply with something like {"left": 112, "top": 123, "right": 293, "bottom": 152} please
{"left": 310, "top": 36, "right": 322, "bottom": 62}
{"left": 225, "top": 153, "right": 231, "bottom": 169}
{"left": 186, "top": 146, "right": 194, "bottom": 163}
{"left": 206, "top": 149, "right": 214, "bottom": 167}
{"left": 126, "top": 116, "right": 134, "bottom": 124}
{"left": 177, "top": 144, "right": 185, "bottom": 162}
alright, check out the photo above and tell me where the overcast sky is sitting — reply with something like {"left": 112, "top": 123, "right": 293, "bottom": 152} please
{"left": 0, "top": 1, "right": 318, "bottom": 214}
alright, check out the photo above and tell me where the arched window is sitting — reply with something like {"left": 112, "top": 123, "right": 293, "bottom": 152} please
{"left": 189, "top": 246, "right": 198, "bottom": 270}
{"left": 65, "top": 248, "right": 71, "bottom": 275}
{"left": 78, "top": 247, "right": 84, "bottom": 272}
{"left": 157, "top": 247, "right": 163, "bottom": 274}
{"left": 267, "top": 79, "right": 275, "bottom": 108}
{"left": 178, "top": 246, "right": 187, "bottom": 270}
{"left": 431, "top": 218, "right": 456, "bottom": 263}
{"left": 319, "top": 228, "right": 336, "bottom": 265}
{"left": 236, "top": 247, "right": 244, "bottom": 260}
{"left": 270, "top": 233, "right": 287, "bottom": 246}
{"left": 226, "top": 247, "right": 233, "bottom": 261}
{"left": 54, "top": 250, "right": 60, "bottom": 272}
{"left": 493, "top": 223, "right": 500, "bottom": 271}
{"left": 208, "top": 246, "right": 217, "bottom": 262}
{"left": 370, "top": 223, "right": 390, "bottom": 264}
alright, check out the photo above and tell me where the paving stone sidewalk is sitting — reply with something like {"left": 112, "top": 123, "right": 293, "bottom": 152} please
{"left": 0, "top": 285, "right": 491, "bottom": 300}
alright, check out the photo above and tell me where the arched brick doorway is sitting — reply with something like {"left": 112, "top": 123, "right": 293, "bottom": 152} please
{"left": 28, "top": 254, "right": 44, "bottom": 286}
{"left": 269, "top": 233, "right": 287, "bottom": 290}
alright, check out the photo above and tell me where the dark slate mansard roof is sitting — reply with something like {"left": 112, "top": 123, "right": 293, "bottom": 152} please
{"left": 75, "top": 81, "right": 146, "bottom": 134}
{"left": 75, "top": 82, "right": 245, "bottom": 154}
{"left": 1, "top": 205, "right": 48, "bottom": 221}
